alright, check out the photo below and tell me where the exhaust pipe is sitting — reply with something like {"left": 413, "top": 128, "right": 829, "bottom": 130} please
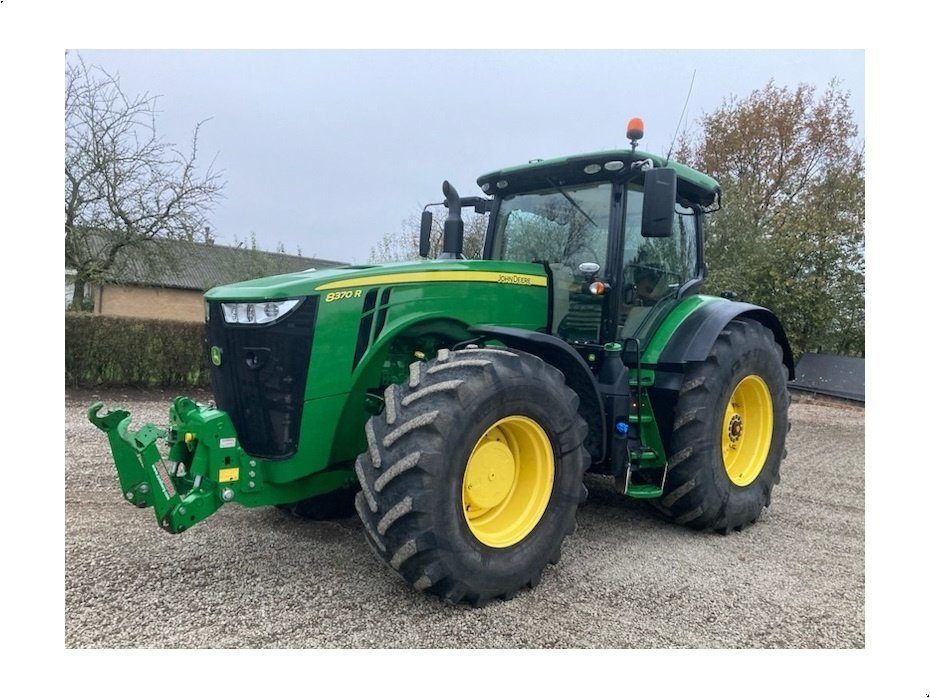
{"left": 439, "top": 180, "right": 464, "bottom": 260}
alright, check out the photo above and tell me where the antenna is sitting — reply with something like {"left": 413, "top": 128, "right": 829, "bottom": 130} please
{"left": 667, "top": 69, "right": 696, "bottom": 162}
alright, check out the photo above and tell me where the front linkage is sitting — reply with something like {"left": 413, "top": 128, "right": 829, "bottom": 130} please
{"left": 88, "top": 397, "right": 256, "bottom": 533}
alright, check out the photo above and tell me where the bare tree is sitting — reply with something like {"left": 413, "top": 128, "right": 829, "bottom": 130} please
{"left": 370, "top": 209, "right": 488, "bottom": 262}
{"left": 65, "top": 55, "right": 225, "bottom": 309}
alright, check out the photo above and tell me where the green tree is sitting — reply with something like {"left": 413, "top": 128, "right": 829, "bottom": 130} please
{"left": 371, "top": 209, "right": 487, "bottom": 262}
{"left": 676, "top": 80, "right": 864, "bottom": 356}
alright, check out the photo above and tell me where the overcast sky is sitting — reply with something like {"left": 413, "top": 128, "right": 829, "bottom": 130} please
{"left": 73, "top": 49, "right": 864, "bottom": 265}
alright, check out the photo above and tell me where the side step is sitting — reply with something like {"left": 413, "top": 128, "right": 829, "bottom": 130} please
{"left": 620, "top": 447, "right": 667, "bottom": 499}
{"left": 617, "top": 340, "right": 666, "bottom": 499}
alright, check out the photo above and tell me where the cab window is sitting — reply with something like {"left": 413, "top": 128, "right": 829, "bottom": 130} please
{"left": 618, "top": 185, "right": 699, "bottom": 338}
{"left": 492, "top": 182, "right": 612, "bottom": 342}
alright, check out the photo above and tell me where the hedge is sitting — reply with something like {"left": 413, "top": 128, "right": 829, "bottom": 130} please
{"left": 66, "top": 313, "right": 211, "bottom": 388}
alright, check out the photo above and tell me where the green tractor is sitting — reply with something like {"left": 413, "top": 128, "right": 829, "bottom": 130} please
{"left": 89, "top": 120, "right": 793, "bottom": 607}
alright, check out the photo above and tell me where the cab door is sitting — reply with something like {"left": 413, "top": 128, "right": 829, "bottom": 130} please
{"left": 613, "top": 182, "right": 702, "bottom": 343}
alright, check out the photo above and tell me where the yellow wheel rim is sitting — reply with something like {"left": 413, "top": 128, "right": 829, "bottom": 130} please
{"left": 721, "top": 374, "right": 774, "bottom": 486}
{"left": 462, "top": 416, "right": 554, "bottom": 548}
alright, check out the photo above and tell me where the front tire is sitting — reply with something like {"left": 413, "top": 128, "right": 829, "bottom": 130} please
{"left": 354, "top": 347, "right": 590, "bottom": 606}
{"left": 656, "top": 318, "right": 789, "bottom": 533}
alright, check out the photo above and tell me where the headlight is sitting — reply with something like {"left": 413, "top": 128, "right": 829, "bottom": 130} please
{"left": 221, "top": 299, "right": 300, "bottom": 325}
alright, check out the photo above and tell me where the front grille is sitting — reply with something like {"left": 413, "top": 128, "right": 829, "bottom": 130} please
{"left": 206, "top": 297, "right": 318, "bottom": 459}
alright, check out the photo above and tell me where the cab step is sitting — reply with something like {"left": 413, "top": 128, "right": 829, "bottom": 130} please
{"left": 619, "top": 449, "right": 667, "bottom": 499}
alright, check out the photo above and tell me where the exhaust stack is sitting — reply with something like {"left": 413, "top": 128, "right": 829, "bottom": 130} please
{"left": 438, "top": 180, "right": 464, "bottom": 260}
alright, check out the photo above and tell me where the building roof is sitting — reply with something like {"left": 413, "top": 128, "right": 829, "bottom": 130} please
{"left": 97, "top": 237, "right": 346, "bottom": 292}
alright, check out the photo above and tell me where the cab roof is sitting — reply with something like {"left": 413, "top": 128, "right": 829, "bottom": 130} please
{"left": 476, "top": 149, "right": 720, "bottom": 208}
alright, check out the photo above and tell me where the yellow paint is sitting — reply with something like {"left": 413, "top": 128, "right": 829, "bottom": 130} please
{"left": 218, "top": 467, "right": 240, "bottom": 483}
{"left": 316, "top": 271, "right": 547, "bottom": 292}
{"left": 324, "top": 289, "right": 363, "bottom": 302}
{"left": 721, "top": 374, "right": 774, "bottom": 486}
{"left": 462, "top": 416, "right": 554, "bottom": 548}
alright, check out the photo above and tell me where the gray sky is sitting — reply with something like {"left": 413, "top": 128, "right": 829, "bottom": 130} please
{"left": 73, "top": 50, "right": 864, "bottom": 265}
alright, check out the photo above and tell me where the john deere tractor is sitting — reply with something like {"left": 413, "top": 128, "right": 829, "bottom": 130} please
{"left": 89, "top": 120, "right": 793, "bottom": 607}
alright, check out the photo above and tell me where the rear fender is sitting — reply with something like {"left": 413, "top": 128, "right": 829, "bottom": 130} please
{"left": 655, "top": 299, "right": 795, "bottom": 390}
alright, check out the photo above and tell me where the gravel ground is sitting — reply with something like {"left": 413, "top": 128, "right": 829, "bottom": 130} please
{"left": 65, "top": 389, "right": 864, "bottom": 649}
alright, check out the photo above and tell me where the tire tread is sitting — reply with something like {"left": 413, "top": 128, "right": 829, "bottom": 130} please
{"left": 354, "top": 347, "right": 590, "bottom": 606}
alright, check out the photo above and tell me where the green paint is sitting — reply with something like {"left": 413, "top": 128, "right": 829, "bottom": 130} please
{"left": 88, "top": 396, "right": 359, "bottom": 533}
{"left": 477, "top": 149, "right": 720, "bottom": 205}
{"left": 203, "top": 259, "right": 548, "bottom": 302}
{"left": 89, "top": 248, "right": 732, "bottom": 530}
{"left": 90, "top": 260, "right": 549, "bottom": 533}
{"left": 88, "top": 148, "right": 780, "bottom": 535}
{"left": 624, "top": 368, "right": 667, "bottom": 499}
{"left": 640, "top": 295, "right": 723, "bottom": 365}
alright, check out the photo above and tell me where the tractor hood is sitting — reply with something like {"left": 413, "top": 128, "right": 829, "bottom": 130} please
{"left": 204, "top": 259, "right": 548, "bottom": 301}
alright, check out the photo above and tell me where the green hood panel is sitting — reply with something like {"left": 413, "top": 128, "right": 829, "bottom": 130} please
{"left": 204, "top": 260, "right": 548, "bottom": 301}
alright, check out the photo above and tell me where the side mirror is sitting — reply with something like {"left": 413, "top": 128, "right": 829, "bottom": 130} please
{"left": 419, "top": 211, "right": 433, "bottom": 258}
{"left": 642, "top": 167, "right": 677, "bottom": 237}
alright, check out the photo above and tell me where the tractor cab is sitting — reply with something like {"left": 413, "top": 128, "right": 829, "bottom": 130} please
{"left": 476, "top": 122, "right": 721, "bottom": 352}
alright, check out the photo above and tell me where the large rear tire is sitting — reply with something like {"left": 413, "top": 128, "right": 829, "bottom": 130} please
{"left": 354, "top": 347, "right": 590, "bottom": 606}
{"left": 656, "top": 318, "right": 789, "bottom": 533}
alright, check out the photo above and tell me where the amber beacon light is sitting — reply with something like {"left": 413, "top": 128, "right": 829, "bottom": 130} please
{"left": 627, "top": 117, "right": 644, "bottom": 150}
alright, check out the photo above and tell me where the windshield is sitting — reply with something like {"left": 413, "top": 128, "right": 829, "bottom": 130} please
{"left": 490, "top": 182, "right": 611, "bottom": 268}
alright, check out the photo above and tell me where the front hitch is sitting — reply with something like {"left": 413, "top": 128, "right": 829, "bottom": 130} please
{"left": 88, "top": 397, "right": 248, "bottom": 533}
